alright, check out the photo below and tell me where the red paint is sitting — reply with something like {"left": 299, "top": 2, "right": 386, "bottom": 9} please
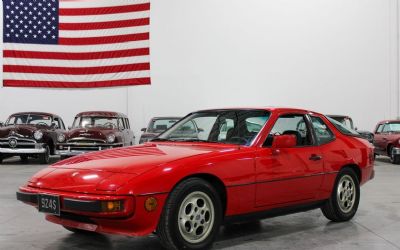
{"left": 18, "top": 108, "right": 374, "bottom": 237}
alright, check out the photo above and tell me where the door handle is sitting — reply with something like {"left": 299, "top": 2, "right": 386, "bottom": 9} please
{"left": 309, "top": 154, "right": 323, "bottom": 161}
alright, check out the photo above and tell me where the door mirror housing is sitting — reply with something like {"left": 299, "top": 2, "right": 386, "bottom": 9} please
{"left": 272, "top": 135, "right": 297, "bottom": 149}
{"left": 141, "top": 128, "right": 146, "bottom": 132}
{"left": 0, "top": 122, "right": 4, "bottom": 127}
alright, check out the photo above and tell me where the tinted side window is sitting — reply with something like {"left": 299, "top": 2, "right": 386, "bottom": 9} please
{"left": 311, "top": 116, "right": 334, "bottom": 144}
{"left": 264, "top": 114, "right": 313, "bottom": 147}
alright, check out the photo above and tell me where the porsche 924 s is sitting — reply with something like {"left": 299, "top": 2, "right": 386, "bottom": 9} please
{"left": 17, "top": 107, "right": 375, "bottom": 250}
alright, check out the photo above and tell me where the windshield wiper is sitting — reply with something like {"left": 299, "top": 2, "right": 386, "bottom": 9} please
{"left": 175, "top": 139, "right": 220, "bottom": 143}
{"left": 151, "top": 138, "right": 175, "bottom": 142}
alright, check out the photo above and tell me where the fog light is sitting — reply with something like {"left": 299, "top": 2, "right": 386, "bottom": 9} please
{"left": 101, "top": 201, "right": 122, "bottom": 212}
{"left": 144, "top": 197, "right": 158, "bottom": 212}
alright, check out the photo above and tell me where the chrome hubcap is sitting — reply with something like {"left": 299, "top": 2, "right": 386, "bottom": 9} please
{"left": 178, "top": 191, "right": 214, "bottom": 244}
{"left": 337, "top": 175, "right": 356, "bottom": 213}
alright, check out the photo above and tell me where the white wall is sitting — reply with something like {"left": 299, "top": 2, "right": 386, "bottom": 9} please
{"left": 0, "top": 0, "right": 398, "bottom": 140}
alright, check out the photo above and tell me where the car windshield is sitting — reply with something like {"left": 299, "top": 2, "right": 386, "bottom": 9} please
{"left": 327, "top": 117, "right": 359, "bottom": 136}
{"left": 148, "top": 118, "right": 180, "bottom": 133}
{"left": 6, "top": 114, "right": 53, "bottom": 126}
{"left": 73, "top": 116, "right": 119, "bottom": 129}
{"left": 155, "top": 110, "right": 270, "bottom": 146}
{"left": 329, "top": 117, "right": 354, "bottom": 130}
{"left": 385, "top": 123, "right": 400, "bottom": 133}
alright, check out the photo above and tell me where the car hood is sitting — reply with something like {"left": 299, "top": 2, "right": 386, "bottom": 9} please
{"left": 66, "top": 128, "right": 116, "bottom": 141}
{"left": 28, "top": 143, "right": 239, "bottom": 193}
{"left": 0, "top": 125, "right": 41, "bottom": 139}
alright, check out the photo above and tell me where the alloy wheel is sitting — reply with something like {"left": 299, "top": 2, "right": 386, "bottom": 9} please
{"left": 336, "top": 175, "right": 356, "bottom": 213}
{"left": 178, "top": 191, "right": 215, "bottom": 244}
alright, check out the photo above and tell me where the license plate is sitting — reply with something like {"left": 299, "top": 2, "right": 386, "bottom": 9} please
{"left": 38, "top": 194, "right": 60, "bottom": 215}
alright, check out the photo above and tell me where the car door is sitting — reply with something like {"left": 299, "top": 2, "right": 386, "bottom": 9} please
{"left": 255, "top": 113, "right": 324, "bottom": 207}
{"left": 373, "top": 124, "right": 387, "bottom": 154}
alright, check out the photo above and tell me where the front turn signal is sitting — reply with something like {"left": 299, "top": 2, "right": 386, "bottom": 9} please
{"left": 101, "top": 200, "right": 123, "bottom": 212}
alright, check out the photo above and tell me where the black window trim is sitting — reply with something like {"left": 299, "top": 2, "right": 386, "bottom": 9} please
{"left": 309, "top": 115, "right": 336, "bottom": 146}
{"left": 263, "top": 113, "right": 318, "bottom": 148}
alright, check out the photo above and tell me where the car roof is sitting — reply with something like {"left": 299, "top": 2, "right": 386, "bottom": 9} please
{"left": 194, "top": 107, "right": 324, "bottom": 116}
{"left": 10, "top": 112, "right": 60, "bottom": 118}
{"left": 378, "top": 120, "right": 400, "bottom": 124}
{"left": 327, "top": 115, "right": 351, "bottom": 119}
{"left": 151, "top": 117, "right": 181, "bottom": 120}
{"left": 76, "top": 111, "right": 128, "bottom": 118}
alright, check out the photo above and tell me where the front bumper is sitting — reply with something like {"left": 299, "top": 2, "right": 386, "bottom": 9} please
{"left": 0, "top": 142, "right": 46, "bottom": 154}
{"left": 16, "top": 186, "right": 168, "bottom": 236}
{"left": 392, "top": 147, "right": 400, "bottom": 155}
{"left": 55, "top": 143, "right": 123, "bottom": 156}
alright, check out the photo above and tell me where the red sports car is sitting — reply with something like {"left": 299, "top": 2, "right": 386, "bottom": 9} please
{"left": 17, "top": 108, "right": 374, "bottom": 250}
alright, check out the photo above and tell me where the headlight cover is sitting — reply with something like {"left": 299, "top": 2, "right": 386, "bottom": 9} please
{"left": 57, "top": 134, "right": 66, "bottom": 143}
{"left": 107, "top": 134, "right": 116, "bottom": 143}
{"left": 34, "top": 130, "right": 43, "bottom": 140}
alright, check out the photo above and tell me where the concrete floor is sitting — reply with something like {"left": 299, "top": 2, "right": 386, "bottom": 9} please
{"left": 0, "top": 157, "right": 399, "bottom": 250}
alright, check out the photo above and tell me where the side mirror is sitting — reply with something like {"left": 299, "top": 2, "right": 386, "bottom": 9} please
{"left": 355, "top": 127, "right": 358, "bottom": 131}
{"left": 141, "top": 128, "right": 146, "bottom": 132}
{"left": 68, "top": 126, "right": 72, "bottom": 130}
{"left": 197, "top": 128, "right": 204, "bottom": 132}
{"left": 272, "top": 135, "right": 297, "bottom": 150}
{"left": 0, "top": 122, "right": 4, "bottom": 127}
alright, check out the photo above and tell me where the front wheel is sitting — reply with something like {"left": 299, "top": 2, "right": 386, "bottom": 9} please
{"left": 39, "top": 145, "right": 50, "bottom": 164}
{"left": 321, "top": 168, "right": 360, "bottom": 222}
{"left": 389, "top": 146, "right": 400, "bottom": 164}
{"left": 157, "top": 178, "right": 223, "bottom": 250}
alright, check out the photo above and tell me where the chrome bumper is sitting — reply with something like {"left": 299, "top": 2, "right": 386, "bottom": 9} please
{"left": 55, "top": 143, "right": 123, "bottom": 156}
{"left": 393, "top": 147, "right": 400, "bottom": 155}
{"left": 0, "top": 142, "right": 46, "bottom": 154}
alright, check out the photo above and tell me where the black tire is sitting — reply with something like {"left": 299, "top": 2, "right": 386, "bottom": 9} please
{"left": 63, "top": 226, "right": 96, "bottom": 234}
{"left": 39, "top": 145, "right": 50, "bottom": 164}
{"left": 157, "top": 178, "right": 223, "bottom": 250}
{"left": 20, "top": 155, "right": 29, "bottom": 163}
{"left": 389, "top": 146, "right": 400, "bottom": 164}
{"left": 321, "top": 168, "right": 360, "bottom": 222}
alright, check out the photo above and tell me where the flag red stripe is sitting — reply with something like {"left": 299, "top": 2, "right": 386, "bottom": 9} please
{"left": 4, "top": 63, "right": 150, "bottom": 75}
{"left": 59, "top": 3, "right": 150, "bottom": 16}
{"left": 59, "top": 18, "right": 150, "bottom": 30}
{"left": 59, "top": 32, "right": 149, "bottom": 45}
{"left": 3, "top": 78, "right": 151, "bottom": 88}
{"left": 4, "top": 48, "right": 150, "bottom": 60}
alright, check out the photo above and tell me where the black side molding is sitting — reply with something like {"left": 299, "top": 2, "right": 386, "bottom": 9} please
{"left": 224, "top": 200, "right": 326, "bottom": 224}
{"left": 16, "top": 192, "right": 38, "bottom": 204}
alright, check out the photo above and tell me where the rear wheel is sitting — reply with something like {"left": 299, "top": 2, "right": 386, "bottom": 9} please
{"left": 321, "top": 168, "right": 360, "bottom": 222}
{"left": 157, "top": 178, "right": 223, "bottom": 250}
{"left": 389, "top": 146, "right": 400, "bottom": 164}
{"left": 39, "top": 145, "right": 50, "bottom": 164}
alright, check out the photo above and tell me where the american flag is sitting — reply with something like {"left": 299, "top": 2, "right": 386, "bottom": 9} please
{"left": 2, "top": 0, "right": 151, "bottom": 88}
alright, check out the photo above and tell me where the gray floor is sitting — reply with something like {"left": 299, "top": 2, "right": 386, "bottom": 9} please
{"left": 0, "top": 157, "right": 399, "bottom": 250}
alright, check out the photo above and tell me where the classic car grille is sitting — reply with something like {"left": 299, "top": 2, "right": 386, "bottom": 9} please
{"left": 0, "top": 137, "right": 36, "bottom": 149}
{"left": 67, "top": 139, "right": 105, "bottom": 144}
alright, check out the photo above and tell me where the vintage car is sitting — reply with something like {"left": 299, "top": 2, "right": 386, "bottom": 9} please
{"left": 139, "top": 117, "right": 181, "bottom": 144}
{"left": 327, "top": 115, "right": 374, "bottom": 143}
{"left": 17, "top": 108, "right": 374, "bottom": 250}
{"left": 373, "top": 120, "right": 400, "bottom": 164}
{"left": 0, "top": 112, "right": 66, "bottom": 164}
{"left": 55, "top": 111, "right": 134, "bottom": 157}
